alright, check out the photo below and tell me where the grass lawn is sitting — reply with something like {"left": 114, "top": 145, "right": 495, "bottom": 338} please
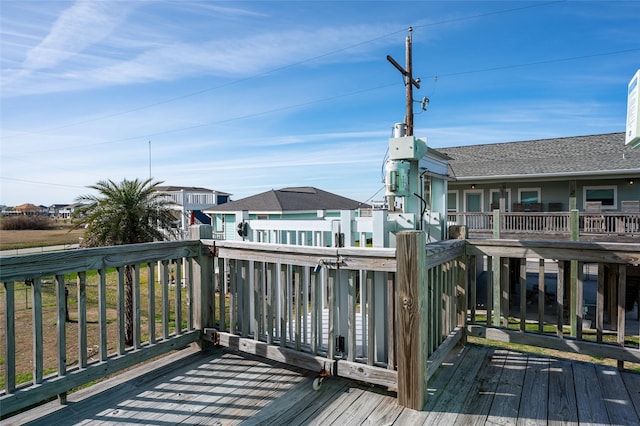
{"left": 0, "top": 221, "right": 85, "bottom": 251}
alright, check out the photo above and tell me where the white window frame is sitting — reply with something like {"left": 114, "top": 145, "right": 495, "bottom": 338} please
{"left": 463, "top": 189, "right": 484, "bottom": 212}
{"left": 583, "top": 185, "right": 617, "bottom": 210}
{"left": 447, "top": 190, "right": 459, "bottom": 212}
{"left": 489, "top": 188, "right": 511, "bottom": 211}
{"left": 518, "top": 187, "right": 541, "bottom": 203}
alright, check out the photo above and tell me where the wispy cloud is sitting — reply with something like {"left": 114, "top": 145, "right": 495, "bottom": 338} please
{"left": 23, "top": 0, "right": 133, "bottom": 71}
{"left": 3, "top": 3, "right": 397, "bottom": 97}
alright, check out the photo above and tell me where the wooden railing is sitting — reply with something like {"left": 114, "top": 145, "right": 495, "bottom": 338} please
{"left": 465, "top": 239, "right": 640, "bottom": 367}
{"left": 0, "top": 241, "right": 208, "bottom": 416}
{"left": 1, "top": 236, "right": 465, "bottom": 415}
{"left": 448, "top": 211, "right": 640, "bottom": 238}
{"left": 199, "top": 237, "right": 466, "bottom": 410}
{"left": 4, "top": 235, "right": 638, "bottom": 415}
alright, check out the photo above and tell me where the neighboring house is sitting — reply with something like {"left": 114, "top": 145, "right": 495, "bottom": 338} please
{"left": 204, "top": 187, "right": 369, "bottom": 243}
{"left": 154, "top": 186, "right": 231, "bottom": 238}
{"left": 13, "top": 203, "right": 45, "bottom": 216}
{"left": 439, "top": 132, "right": 639, "bottom": 214}
{"left": 56, "top": 202, "right": 87, "bottom": 219}
{"left": 48, "top": 204, "right": 69, "bottom": 218}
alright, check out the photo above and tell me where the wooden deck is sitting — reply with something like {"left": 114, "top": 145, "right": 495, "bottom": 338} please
{"left": 8, "top": 342, "right": 640, "bottom": 426}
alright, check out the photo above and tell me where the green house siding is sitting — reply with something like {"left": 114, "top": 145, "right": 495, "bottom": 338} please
{"left": 448, "top": 178, "right": 638, "bottom": 212}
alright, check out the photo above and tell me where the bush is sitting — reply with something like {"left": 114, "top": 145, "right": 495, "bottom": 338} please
{"left": 0, "top": 215, "right": 54, "bottom": 230}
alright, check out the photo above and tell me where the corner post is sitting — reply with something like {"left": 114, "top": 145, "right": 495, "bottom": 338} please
{"left": 396, "top": 231, "right": 428, "bottom": 409}
{"left": 193, "top": 244, "right": 214, "bottom": 350}
{"left": 570, "top": 209, "right": 579, "bottom": 336}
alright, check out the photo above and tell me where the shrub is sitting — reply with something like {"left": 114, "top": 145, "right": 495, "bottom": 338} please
{"left": 0, "top": 215, "right": 54, "bottom": 230}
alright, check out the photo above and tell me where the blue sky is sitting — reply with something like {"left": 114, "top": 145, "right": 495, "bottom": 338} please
{"left": 1, "top": 1, "right": 638, "bottom": 207}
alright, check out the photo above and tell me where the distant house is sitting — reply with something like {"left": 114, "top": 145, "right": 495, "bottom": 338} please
{"left": 48, "top": 204, "right": 69, "bottom": 218}
{"left": 154, "top": 186, "right": 231, "bottom": 238}
{"left": 53, "top": 202, "right": 86, "bottom": 219}
{"left": 438, "top": 132, "right": 639, "bottom": 214}
{"left": 204, "top": 187, "right": 369, "bottom": 242}
{"left": 13, "top": 203, "right": 45, "bottom": 216}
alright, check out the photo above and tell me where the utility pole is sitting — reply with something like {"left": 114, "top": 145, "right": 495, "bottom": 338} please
{"left": 387, "top": 27, "right": 420, "bottom": 136}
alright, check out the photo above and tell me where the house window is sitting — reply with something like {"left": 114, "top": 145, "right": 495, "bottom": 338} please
{"left": 518, "top": 188, "right": 540, "bottom": 203}
{"left": 583, "top": 186, "right": 616, "bottom": 210}
{"left": 448, "top": 191, "right": 458, "bottom": 212}
{"left": 490, "top": 189, "right": 511, "bottom": 211}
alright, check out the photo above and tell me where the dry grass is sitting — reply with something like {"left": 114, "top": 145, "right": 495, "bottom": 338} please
{"left": 0, "top": 222, "right": 85, "bottom": 251}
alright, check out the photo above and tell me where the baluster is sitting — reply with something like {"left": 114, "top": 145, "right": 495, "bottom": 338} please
{"left": 32, "top": 278, "right": 43, "bottom": 384}
{"left": 538, "top": 259, "right": 545, "bottom": 333}
{"left": 116, "top": 266, "right": 125, "bottom": 352}
{"left": 77, "top": 272, "right": 87, "bottom": 366}
{"left": 134, "top": 264, "right": 142, "bottom": 348}
{"left": 4, "top": 281, "right": 16, "bottom": 394}
{"left": 147, "top": 264, "right": 156, "bottom": 344}
{"left": 175, "top": 258, "right": 183, "bottom": 335}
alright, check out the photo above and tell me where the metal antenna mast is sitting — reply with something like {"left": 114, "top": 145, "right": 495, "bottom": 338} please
{"left": 387, "top": 27, "right": 420, "bottom": 136}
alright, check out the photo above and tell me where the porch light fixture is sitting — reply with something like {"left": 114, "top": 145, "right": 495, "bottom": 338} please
{"left": 471, "top": 184, "right": 476, "bottom": 189}
{"left": 629, "top": 179, "right": 635, "bottom": 185}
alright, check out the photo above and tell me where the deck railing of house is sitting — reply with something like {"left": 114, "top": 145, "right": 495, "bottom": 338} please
{"left": 0, "top": 241, "right": 208, "bottom": 416}
{"left": 158, "top": 190, "right": 217, "bottom": 209}
{"left": 199, "top": 237, "right": 466, "bottom": 409}
{"left": 4, "top": 235, "right": 639, "bottom": 416}
{"left": 1, "top": 235, "right": 465, "bottom": 415}
{"left": 448, "top": 210, "right": 640, "bottom": 237}
{"left": 230, "top": 210, "right": 380, "bottom": 248}
{"left": 465, "top": 239, "right": 640, "bottom": 368}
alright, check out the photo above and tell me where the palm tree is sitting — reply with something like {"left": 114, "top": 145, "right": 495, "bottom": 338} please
{"left": 73, "top": 178, "right": 177, "bottom": 346}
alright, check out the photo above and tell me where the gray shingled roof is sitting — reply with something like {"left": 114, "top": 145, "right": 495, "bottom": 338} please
{"left": 437, "top": 132, "right": 640, "bottom": 180}
{"left": 204, "top": 187, "right": 368, "bottom": 212}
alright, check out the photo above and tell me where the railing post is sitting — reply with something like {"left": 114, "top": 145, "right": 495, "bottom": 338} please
{"left": 193, "top": 245, "right": 214, "bottom": 349}
{"left": 492, "top": 209, "right": 500, "bottom": 239}
{"left": 396, "top": 231, "right": 428, "bottom": 410}
{"left": 570, "top": 209, "right": 579, "bottom": 336}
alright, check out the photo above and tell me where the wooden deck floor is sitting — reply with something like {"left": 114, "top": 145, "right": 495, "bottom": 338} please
{"left": 8, "top": 342, "right": 640, "bottom": 425}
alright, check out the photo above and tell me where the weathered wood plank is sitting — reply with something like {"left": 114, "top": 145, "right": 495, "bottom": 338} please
{"left": 622, "top": 370, "right": 640, "bottom": 420}
{"left": 596, "top": 363, "right": 639, "bottom": 425}
{"left": 0, "top": 240, "right": 202, "bottom": 281}
{"left": 116, "top": 266, "right": 125, "bottom": 354}
{"left": 3, "top": 281, "right": 16, "bottom": 394}
{"left": 396, "top": 231, "right": 428, "bottom": 409}
{"left": 32, "top": 278, "right": 43, "bottom": 384}
{"left": 467, "top": 324, "right": 640, "bottom": 364}
{"left": 426, "top": 327, "right": 463, "bottom": 381}
{"left": 466, "top": 239, "right": 640, "bottom": 265}
{"left": 484, "top": 350, "right": 527, "bottom": 425}
{"left": 453, "top": 347, "right": 506, "bottom": 426}
{"left": 336, "top": 360, "right": 397, "bottom": 388}
{"left": 517, "top": 354, "right": 550, "bottom": 426}
{"left": 204, "top": 331, "right": 335, "bottom": 376}
{"left": 572, "top": 361, "right": 610, "bottom": 425}
{"left": 422, "top": 344, "right": 490, "bottom": 425}
{"left": 77, "top": 272, "right": 88, "bottom": 368}
{"left": 547, "top": 360, "right": 578, "bottom": 425}
{"left": 213, "top": 241, "right": 397, "bottom": 272}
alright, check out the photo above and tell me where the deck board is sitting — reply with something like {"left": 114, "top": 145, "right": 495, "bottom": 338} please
{"left": 8, "top": 342, "right": 640, "bottom": 426}
{"left": 517, "top": 355, "right": 550, "bottom": 426}
{"left": 547, "top": 360, "right": 578, "bottom": 425}
{"left": 453, "top": 347, "right": 505, "bottom": 425}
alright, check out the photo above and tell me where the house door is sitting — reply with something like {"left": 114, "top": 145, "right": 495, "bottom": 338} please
{"left": 464, "top": 190, "right": 483, "bottom": 228}
{"left": 465, "top": 191, "right": 483, "bottom": 212}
